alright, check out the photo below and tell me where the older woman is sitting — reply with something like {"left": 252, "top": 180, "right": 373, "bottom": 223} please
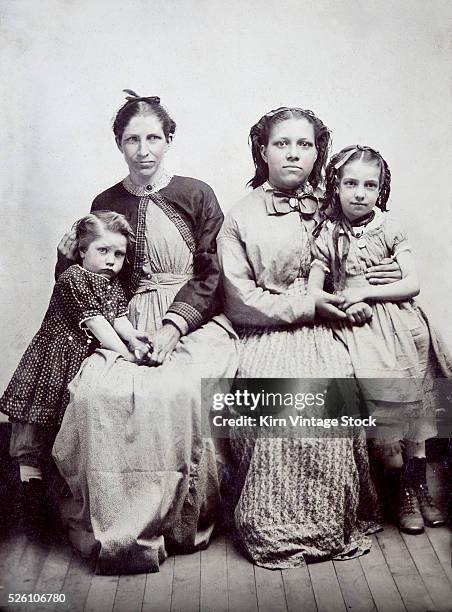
{"left": 217, "top": 107, "right": 402, "bottom": 569}
{"left": 53, "top": 92, "right": 237, "bottom": 574}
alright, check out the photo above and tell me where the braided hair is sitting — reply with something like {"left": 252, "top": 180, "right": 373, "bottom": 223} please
{"left": 320, "top": 146, "right": 391, "bottom": 290}
{"left": 113, "top": 89, "right": 176, "bottom": 144}
{"left": 248, "top": 107, "right": 331, "bottom": 190}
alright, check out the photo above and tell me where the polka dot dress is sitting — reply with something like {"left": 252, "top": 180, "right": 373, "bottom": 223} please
{"left": 0, "top": 265, "right": 128, "bottom": 427}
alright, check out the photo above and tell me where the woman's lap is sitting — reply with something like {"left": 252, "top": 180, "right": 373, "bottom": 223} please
{"left": 53, "top": 319, "right": 238, "bottom": 573}
{"left": 228, "top": 323, "right": 380, "bottom": 568}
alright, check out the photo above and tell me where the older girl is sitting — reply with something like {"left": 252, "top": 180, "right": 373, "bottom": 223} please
{"left": 1, "top": 211, "right": 142, "bottom": 538}
{"left": 216, "top": 107, "right": 402, "bottom": 569}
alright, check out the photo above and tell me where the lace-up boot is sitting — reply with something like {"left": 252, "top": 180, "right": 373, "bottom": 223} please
{"left": 21, "top": 478, "right": 53, "bottom": 541}
{"left": 407, "top": 457, "right": 445, "bottom": 527}
{"left": 398, "top": 463, "right": 424, "bottom": 534}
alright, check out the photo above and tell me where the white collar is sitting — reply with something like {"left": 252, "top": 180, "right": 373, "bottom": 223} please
{"left": 122, "top": 169, "right": 173, "bottom": 196}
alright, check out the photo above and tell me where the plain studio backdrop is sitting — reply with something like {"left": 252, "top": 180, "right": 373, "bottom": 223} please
{"left": 0, "top": 0, "right": 451, "bottom": 394}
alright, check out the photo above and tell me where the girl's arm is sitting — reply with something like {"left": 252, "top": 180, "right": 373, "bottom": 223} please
{"left": 309, "top": 261, "right": 372, "bottom": 324}
{"left": 113, "top": 316, "right": 152, "bottom": 357}
{"left": 307, "top": 261, "right": 327, "bottom": 292}
{"left": 84, "top": 316, "right": 136, "bottom": 361}
{"left": 114, "top": 315, "right": 145, "bottom": 345}
{"left": 341, "top": 250, "right": 419, "bottom": 309}
{"left": 307, "top": 262, "right": 347, "bottom": 320}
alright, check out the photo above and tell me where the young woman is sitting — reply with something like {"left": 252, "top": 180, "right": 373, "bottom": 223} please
{"left": 217, "top": 107, "right": 402, "bottom": 569}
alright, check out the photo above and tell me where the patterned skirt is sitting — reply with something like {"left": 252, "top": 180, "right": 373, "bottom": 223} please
{"left": 229, "top": 289, "right": 380, "bottom": 569}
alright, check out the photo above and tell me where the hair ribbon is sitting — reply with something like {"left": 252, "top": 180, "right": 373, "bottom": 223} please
{"left": 123, "top": 89, "right": 160, "bottom": 105}
{"left": 334, "top": 145, "right": 382, "bottom": 171}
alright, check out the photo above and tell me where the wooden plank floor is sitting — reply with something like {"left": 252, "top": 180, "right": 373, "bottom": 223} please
{"left": 0, "top": 454, "right": 449, "bottom": 611}
{"left": 0, "top": 524, "right": 450, "bottom": 612}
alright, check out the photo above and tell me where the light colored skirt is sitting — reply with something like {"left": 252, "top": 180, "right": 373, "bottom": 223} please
{"left": 334, "top": 298, "right": 438, "bottom": 443}
{"left": 53, "top": 312, "right": 238, "bottom": 574}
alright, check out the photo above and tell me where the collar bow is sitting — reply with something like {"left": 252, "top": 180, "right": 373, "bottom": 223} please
{"left": 263, "top": 182, "right": 318, "bottom": 216}
{"left": 272, "top": 190, "right": 318, "bottom": 216}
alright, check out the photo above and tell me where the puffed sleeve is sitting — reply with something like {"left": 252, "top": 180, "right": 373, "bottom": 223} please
{"left": 217, "top": 213, "right": 315, "bottom": 327}
{"left": 310, "top": 226, "right": 332, "bottom": 274}
{"left": 383, "top": 218, "right": 411, "bottom": 260}
{"left": 163, "top": 184, "right": 223, "bottom": 333}
{"left": 113, "top": 282, "right": 130, "bottom": 318}
{"left": 57, "top": 268, "right": 105, "bottom": 328}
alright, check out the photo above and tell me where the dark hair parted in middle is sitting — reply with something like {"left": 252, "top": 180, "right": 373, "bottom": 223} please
{"left": 323, "top": 145, "right": 391, "bottom": 218}
{"left": 318, "top": 146, "right": 392, "bottom": 290}
{"left": 113, "top": 90, "right": 177, "bottom": 144}
{"left": 248, "top": 107, "right": 331, "bottom": 190}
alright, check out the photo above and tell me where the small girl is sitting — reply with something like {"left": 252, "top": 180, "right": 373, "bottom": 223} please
{"left": 307, "top": 145, "right": 445, "bottom": 534}
{"left": 0, "top": 211, "right": 150, "bottom": 538}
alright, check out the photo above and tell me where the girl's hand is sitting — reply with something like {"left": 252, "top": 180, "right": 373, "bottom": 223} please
{"left": 365, "top": 257, "right": 402, "bottom": 285}
{"left": 123, "top": 350, "right": 139, "bottom": 363}
{"left": 147, "top": 324, "right": 181, "bottom": 365}
{"left": 310, "top": 289, "right": 347, "bottom": 320}
{"left": 127, "top": 331, "right": 152, "bottom": 351}
{"left": 339, "top": 288, "right": 368, "bottom": 310}
{"left": 126, "top": 332, "right": 153, "bottom": 365}
{"left": 57, "top": 229, "right": 78, "bottom": 260}
{"left": 133, "top": 341, "right": 153, "bottom": 364}
{"left": 345, "top": 302, "right": 373, "bottom": 325}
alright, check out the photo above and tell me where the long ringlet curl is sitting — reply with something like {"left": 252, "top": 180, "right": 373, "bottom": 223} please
{"left": 248, "top": 107, "right": 331, "bottom": 190}
{"left": 319, "top": 146, "right": 391, "bottom": 290}
{"left": 113, "top": 89, "right": 176, "bottom": 144}
{"left": 74, "top": 210, "right": 135, "bottom": 263}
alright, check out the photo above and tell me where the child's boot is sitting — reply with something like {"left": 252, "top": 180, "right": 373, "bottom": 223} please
{"left": 398, "top": 464, "right": 424, "bottom": 534}
{"left": 407, "top": 457, "right": 445, "bottom": 527}
{"left": 384, "top": 467, "right": 402, "bottom": 521}
{"left": 21, "top": 478, "right": 53, "bottom": 540}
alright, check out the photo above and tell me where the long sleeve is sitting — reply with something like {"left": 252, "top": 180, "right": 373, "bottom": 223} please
{"left": 217, "top": 211, "right": 315, "bottom": 328}
{"left": 311, "top": 226, "right": 333, "bottom": 272}
{"left": 164, "top": 183, "right": 223, "bottom": 331}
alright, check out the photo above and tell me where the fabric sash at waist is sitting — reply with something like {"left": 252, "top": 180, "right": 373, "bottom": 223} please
{"left": 135, "top": 272, "right": 194, "bottom": 293}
